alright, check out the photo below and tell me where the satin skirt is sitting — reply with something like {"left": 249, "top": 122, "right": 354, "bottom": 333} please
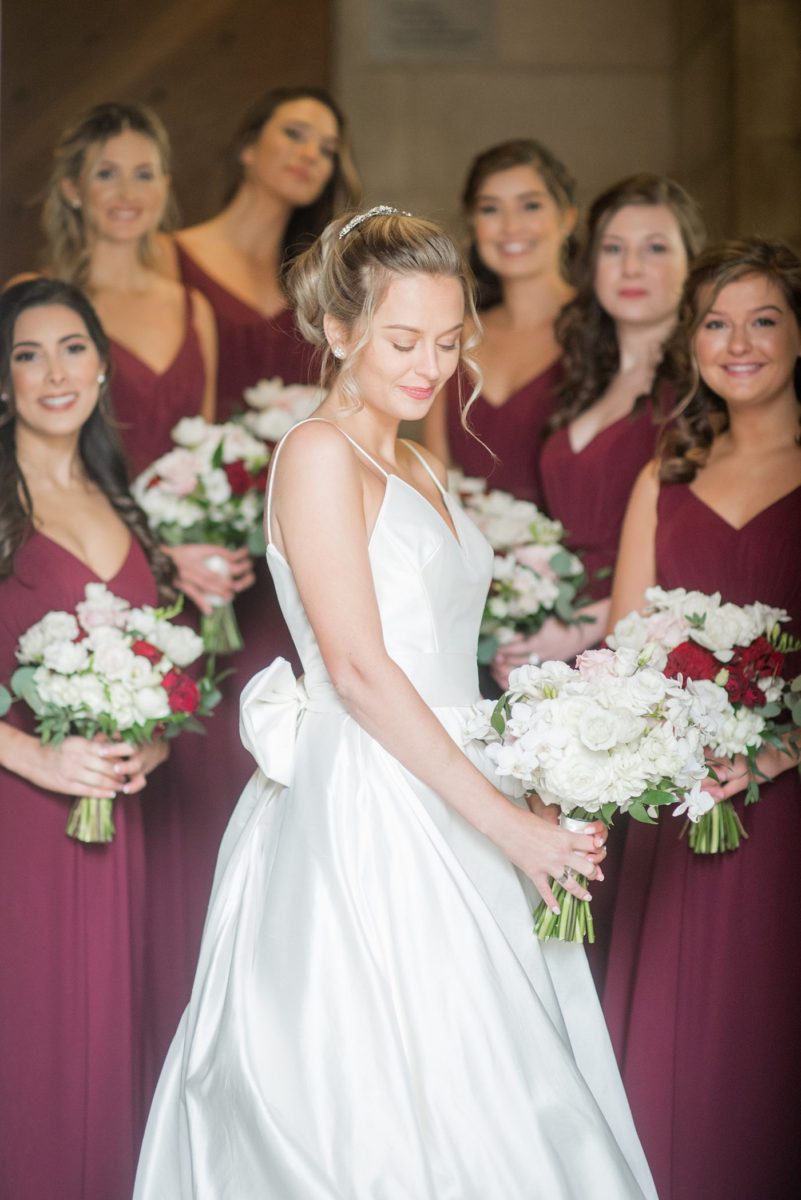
{"left": 135, "top": 702, "right": 655, "bottom": 1198}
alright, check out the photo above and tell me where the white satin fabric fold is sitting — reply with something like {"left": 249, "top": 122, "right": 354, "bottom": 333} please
{"left": 135, "top": 471, "right": 656, "bottom": 1199}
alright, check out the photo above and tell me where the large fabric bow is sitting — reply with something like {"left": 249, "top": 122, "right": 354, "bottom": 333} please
{"left": 239, "top": 658, "right": 309, "bottom": 787}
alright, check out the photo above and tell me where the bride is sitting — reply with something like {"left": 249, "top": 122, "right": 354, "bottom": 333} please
{"left": 134, "top": 207, "right": 656, "bottom": 1198}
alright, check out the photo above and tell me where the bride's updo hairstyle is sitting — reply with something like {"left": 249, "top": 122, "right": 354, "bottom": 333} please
{"left": 659, "top": 238, "right": 801, "bottom": 483}
{"left": 286, "top": 207, "right": 482, "bottom": 415}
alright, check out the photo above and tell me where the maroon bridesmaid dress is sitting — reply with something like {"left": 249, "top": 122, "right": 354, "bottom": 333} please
{"left": 540, "top": 395, "right": 666, "bottom": 988}
{"left": 540, "top": 397, "right": 665, "bottom": 599}
{"left": 604, "top": 482, "right": 801, "bottom": 1200}
{"left": 109, "top": 287, "right": 206, "bottom": 481}
{"left": 0, "top": 534, "right": 156, "bottom": 1200}
{"left": 174, "top": 241, "right": 313, "bottom": 420}
{"left": 444, "top": 359, "right": 562, "bottom": 505}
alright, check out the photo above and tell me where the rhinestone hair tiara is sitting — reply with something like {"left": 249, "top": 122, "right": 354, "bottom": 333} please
{"left": 338, "top": 205, "right": 411, "bottom": 240}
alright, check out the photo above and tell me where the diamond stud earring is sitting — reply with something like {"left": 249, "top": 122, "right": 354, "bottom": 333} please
{"left": 332, "top": 346, "right": 346, "bottom": 361}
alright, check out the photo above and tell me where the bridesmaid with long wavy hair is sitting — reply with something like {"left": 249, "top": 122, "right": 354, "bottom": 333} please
{"left": 0, "top": 279, "right": 172, "bottom": 1200}
{"left": 604, "top": 239, "right": 801, "bottom": 1200}
{"left": 423, "top": 138, "right": 576, "bottom": 503}
{"left": 159, "top": 85, "right": 361, "bottom": 415}
{"left": 491, "top": 173, "right": 706, "bottom": 687}
{"left": 36, "top": 101, "right": 253, "bottom": 615}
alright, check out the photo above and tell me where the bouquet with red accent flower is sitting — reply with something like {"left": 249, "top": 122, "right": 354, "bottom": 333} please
{"left": 132, "top": 417, "right": 271, "bottom": 655}
{"left": 610, "top": 587, "right": 801, "bottom": 853}
{"left": 6, "top": 584, "right": 220, "bottom": 843}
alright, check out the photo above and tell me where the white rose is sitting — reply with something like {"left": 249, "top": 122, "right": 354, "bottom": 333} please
{"left": 203, "top": 468, "right": 232, "bottom": 505}
{"left": 74, "top": 674, "right": 109, "bottom": 716}
{"left": 172, "top": 415, "right": 212, "bottom": 448}
{"left": 133, "top": 685, "right": 171, "bottom": 723}
{"left": 150, "top": 622, "right": 203, "bottom": 667}
{"left": 107, "top": 682, "right": 136, "bottom": 729}
{"left": 543, "top": 749, "right": 613, "bottom": 811}
{"left": 624, "top": 667, "right": 669, "bottom": 715}
{"left": 42, "top": 640, "right": 90, "bottom": 674}
{"left": 608, "top": 610, "right": 650, "bottom": 652}
{"left": 18, "top": 612, "right": 80, "bottom": 663}
{"left": 578, "top": 702, "right": 623, "bottom": 752}
{"left": 92, "top": 641, "right": 138, "bottom": 682}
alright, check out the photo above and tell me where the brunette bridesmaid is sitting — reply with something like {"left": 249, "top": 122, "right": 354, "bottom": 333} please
{"left": 492, "top": 174, "right": 706, "bottom": 683}
{"left": 604, "top": 239, "right": 801, "bottom": 1200}
{"left": 159, "top": 85, "right": 361, "bottom": 415}
{"left": 0, "top": 280, "right": 171, "bottom": 1200}
{"left": 36, "top": 102, "right": 265, "bottom": 1079}
{"left": 488, "top": 174, "right": 705, "bottom": 983}
{"left": 423, "top": 139, "right": 576, "bottom": 502}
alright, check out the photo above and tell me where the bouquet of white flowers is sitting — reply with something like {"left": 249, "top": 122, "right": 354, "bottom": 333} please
{"left": 7, "top": 583, "right": 220, "bottom": 843}
{"left": 132, "top": 416, "right": 271, "bottom": 655}
{"left": 455, "top": 485, "right": 592, "bottom": 663}
{"left": 241, "top": 376, "right": 323, "bottom": 444}
{"left": 464, "top": 647, "right": 713, "bottom": 942}
{"left": 610, "top": 587, "right": 801, "bottom": 853}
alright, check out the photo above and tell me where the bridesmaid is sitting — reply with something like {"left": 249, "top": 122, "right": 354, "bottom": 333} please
{"left": 604, "top": 239, "right": 801, "bottom": 1199}
{"left": 0, "top": 279, "right": 172, "bottom": 1200}
{"left": 38, "top": 100, "right": 253, "bottom": 615}
{"left": 159, "top": 85, "right": 361, "bottom": 415}
{"left": 423, "top": 138, "right": 577, "bottom": 502}
{"left": 492, "top": 174, "right": 706, "bottom": 684}
{"left": 37, "top": 103, "right": 260, "bottom": 1084}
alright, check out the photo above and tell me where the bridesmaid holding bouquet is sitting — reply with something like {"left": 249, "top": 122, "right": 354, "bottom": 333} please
{"left": 605, "top": 239, "right": 801, "bottom": 1200}
{"left": 0, "top": 279, "right": 172, "bottom": 1200}
{"left": 423, "top": 138, "right": 577, "bottom": 503}
{"left": 492, "top": 174, "right": 705, "bottom": 683}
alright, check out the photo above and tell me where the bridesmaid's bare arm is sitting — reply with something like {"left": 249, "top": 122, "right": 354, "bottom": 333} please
{"left": 608, "top": 459, "right": 660, "bottom": 628}
{"left": 190, "top": 289, "right": 218, "bottom": 422}
{"left": 270, "top": 420, "right": 607, "bottom": 911}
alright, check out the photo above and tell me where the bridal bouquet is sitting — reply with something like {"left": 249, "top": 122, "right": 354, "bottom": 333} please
{"left": 132, "top": 416, "right": 271, "bottom": 655}
{"left": 610, "top": 587, "right": 801, "bottom": 853}
{"left": 464, "top": 648, "right": 713, "bottom": 942}
{"left": 241, "top": 376, "right": 323, "bottom": 444}
{"left": 456, "top": 485, "right": 592, "bottom": 663}
{"left": 7, "top": 583, "right": 220, "bottom": 843}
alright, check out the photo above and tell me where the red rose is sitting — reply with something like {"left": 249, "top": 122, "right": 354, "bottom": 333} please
{"left": 146, "top": 474, "right": 163, "bottom": 490}
{"left": 252, "top": 465, "right": 269, "bottom": 493}
{"left": 132, "top": 639, "right": 162, "bottom": 664}
{"left": 162, "top": 668, "right": 201, "bottom": 714}
{"left": 223, "top": 460, "right": 253, "bottom": 497}
{"left": 732, "top": 637, "right": 784, "bottom": 680}
{"left": 665, "top": 640, "right": 720, "bottom": 683}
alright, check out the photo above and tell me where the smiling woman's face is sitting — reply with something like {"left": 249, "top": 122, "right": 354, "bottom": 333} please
{"left": 593, "top": 204, "right": 689, "bottom": 326}
{"left": 694, "top": 273, "right": 801, "bottom": 409}
{"left": 9, "top": 304, "right": 104, "bottom": 440}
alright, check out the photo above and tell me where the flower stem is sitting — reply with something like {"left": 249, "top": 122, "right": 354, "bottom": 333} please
{"left": 687, "top": 800, "right": 748, "bottom": 854}
{"left": 533, "top": 876, "right": 594, "bottom": 943}
{"left": 201, "top": 603, "right": 244, "bottom": 656}
{"left": 65, "top": 797, "right": 116, "bottom": 844}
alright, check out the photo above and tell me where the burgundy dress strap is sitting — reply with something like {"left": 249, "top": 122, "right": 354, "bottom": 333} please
{"left": 444, "top": 359, "right": 562, "bottom": 504}
{"left": 109, "top": 285, "right": 206, "bottom": 480}
{"left": 174, "top": 240, "right": 314, "bottom": 417}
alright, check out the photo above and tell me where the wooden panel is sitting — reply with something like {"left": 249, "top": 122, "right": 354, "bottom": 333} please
{"left": 1, "top": 0, "right": 332, "bottom": 276}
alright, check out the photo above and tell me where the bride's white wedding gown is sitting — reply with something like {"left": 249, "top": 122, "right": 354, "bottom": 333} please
{"left": 135, "top": 421, "right": 656, "bottom": 1199}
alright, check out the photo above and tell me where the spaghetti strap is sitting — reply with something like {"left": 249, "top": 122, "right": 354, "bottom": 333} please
{"left": 402, "top": 440, "right": 447, "bottom": 496}
{"left": 265, "top": 417, "right": 389, "bottom": 547}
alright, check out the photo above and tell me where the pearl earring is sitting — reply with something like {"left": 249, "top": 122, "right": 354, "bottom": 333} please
{"left": 332, "top": 346, "right": 345, "bottom": 361}
{"left": 97, "top": 372, "right": 106, "bottom": 384}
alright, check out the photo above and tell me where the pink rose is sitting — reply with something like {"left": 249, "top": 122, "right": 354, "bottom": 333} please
{"left": 156, "top": 449, "right": 203, "bottom": 497}
{"left": 575, "top": 649, "right": 618, "bottom": 680}
{"left": 514, "top": 544, "right": 557, "bottom": 579}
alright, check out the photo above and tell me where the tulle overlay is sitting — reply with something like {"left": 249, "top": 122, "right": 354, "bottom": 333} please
{"left": 135, "top": 423, "right": 655, "bottom": 1198}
